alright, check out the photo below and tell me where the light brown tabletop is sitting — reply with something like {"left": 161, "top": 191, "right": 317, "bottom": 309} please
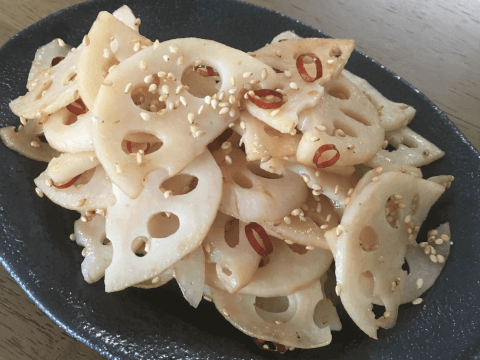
{"left": 0, "top": 0, "right": 479, "bottom": 359}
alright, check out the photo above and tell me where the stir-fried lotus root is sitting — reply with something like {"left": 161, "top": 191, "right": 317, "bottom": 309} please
{"left": 0, "top": 117, "right": 59, "bottom": 162}
{"left": 367, "top": 126, "right": 444, "bottom": 168}
{"left": 93, "top": 38, "right": 286, "bottom": 199}
{"left": 46, "top": 151, "right": 99, "bottom": 183}
{"left": 34, "top": 165, "right": 115, "bottom": 211}
{"left": 74, "top": 215, "right": 112, "bottom": 284}
{"left": 203, "top": 213, "right": 262, "bottom": 293}
{"left": 104, "top": 151, "right": 221, "bottom": 292}
{"left": 27, "top": 39, "right": 72, "bottom": 90}
{"left": 262, "top": 194, "right": 338, "bottom": 251}
{"left": 402, "top": 223, "right": 451, "bottom": 304}
{"left": 173, "top": 246, "right": 205, "bottom": 308}
{"left": 209, "top": 279, "right": 339, "bottom": 349}
{"left": 296, "top": 74, "right": 385, "bottom": 169}
{"left": 342, "top": 70, "right": 416, "bottom": 132}
{"left": 206, "top": 236, "right": 333, "bottom": 297}
{"left": 112, "top": 5, "right": 140, "bottom": 32}
{"left": 76, "top": 11, "right": 152, "bottom": 110}
{"left": 213, "top": 142, "right": 308, "bottom": 223}
{"left": 329, "top": 171, "right": 445, "bottom": 339}
{"left": 248, "top": 38, "right": 355, "bottom": 134}
{"left": 43, "top": 108, "right": 95, "bottom": 152}
{"left": 10, "top": 44, "right": 82, "bottom": 119}
{"left": 235, "top": 111, "right": 301, "bottom": 161}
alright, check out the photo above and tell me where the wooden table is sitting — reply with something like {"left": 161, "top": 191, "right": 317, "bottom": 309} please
{"left": 0, "top": 0, "right": 479, "bottom": 359}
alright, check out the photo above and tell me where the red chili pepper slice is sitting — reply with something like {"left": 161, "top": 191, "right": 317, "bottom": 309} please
{"left": 66, "top": 99, "right": 87, "bottom": 116}
{"left": 52, "top": 174, "right": 82, "bottom": 189}
{"left": 247, "top": 89, "right": 283, "bottom": 110}
{"left": 273, "top": 342, "right": 288, "bottom": 354}
{"left": 296, "top": 53, "right": 323, "bottom": 82}
{"left": 313, "top": 144, "right": 340, "bottom": 168}
{"left": 245, "top": 222, "right": 273, "bottom": 256}
{"left": 194, "top": 65, "right": 219, "bottom": 77}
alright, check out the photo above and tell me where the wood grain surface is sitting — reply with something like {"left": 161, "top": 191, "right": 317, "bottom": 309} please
{"left": 0, "top": 0, "right": 479, "bottom": 359}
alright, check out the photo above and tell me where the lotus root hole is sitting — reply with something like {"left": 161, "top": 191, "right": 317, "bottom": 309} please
{"left": 232, "top": 172, "right": 253, "bottom": 189}
{"left": 254, "top": 296, "right": 295, "bottom": 322}
{"left": 224, "top": 218, "right": 240, "bottom": 248}
{"left": 121, "top": 132, "right": 163, "bottom": 155}
{"left": 181, "top": 64, "right": 221, "bottom": 98}
{"left": 287, "top": 242, "right": 309, "bottom": 255}
{"left": 385, "top": 196, "right": 400, "bottom": 228}
{"left": 51, "top": 56, "right": 64, "bottom": 67}
{"left": 102, "top": 238, "right": 112, "bottom": 246}
{"left": 402, "top": 259, "right": 411, "bottom": 274}
{"left": 131, "top": 236, "right": 149, "bottom": 257}
{"left": 359, "top": 226, "right": 379, "bottom": 252}
{"left": 247, "top": 162, "right": 284, "bottom": 180}
{"left": 326, "top": 84, "right": 351, "bottom": 100}
{"left": 161, "top": 174, "right": 198, "bottom": 196}
{"left": 148, "top": 212, "right": 180, "bottom": 238}
{"left": 131, "top": 76, "right": 166, "bottom": 112}
{"left": 340, "top": 108, "right": 371, "bottom": 126}
{"left": 221, "top": 266, "right": 232, "bottom": 276}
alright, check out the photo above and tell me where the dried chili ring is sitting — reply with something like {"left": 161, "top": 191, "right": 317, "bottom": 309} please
{"left": 247, "top": 89, "right": 283, "bottom": 110}
{"left": 66, "top": 98, "right": 87, "bottom": 116}
{"left": 52, "top": 174, "right": 82, "bottom": 189}
{"left": 296, "top": 53, "right": 322, "bottom": 82}
{"left": 194, "top": 65, "right": 219, "bottom": 77}
{"left": 245, "top": 222, "right": 273, "bottom": 256}
{"left": 313, "top": 144, "right": 340, "bottom": 168}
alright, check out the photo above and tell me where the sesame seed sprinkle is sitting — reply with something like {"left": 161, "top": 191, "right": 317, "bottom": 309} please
{"left": 371, "top": 176, "right": 379, "bottom": 182}
{"left": 430, "top": 254, "right": 438, "bottom": 263}
{"left": 198, "top": 105, "right": 205, "bottom": 114}
{"left": 102, "top": 80, "right": 113, "bottom": 86}
{"left": 302, "top": 174, "right": 311, "bottom": 183}
{"left": 435, "top": 238, "right": 443, "bottom": 245}
{"left": 35, "top": 187, "right": 43, "bottom": 197}
{"left": 158, "top": 71, "right": 167, "bottom": 78}
{"left": 82, "top": 248, "right": 87, "bottom": 257}
{"left": 344, "top": 197, "right": 351, "bottom": 206}
{"left": 243, "top": 72, "right": 252, "bottom": 78}
{"left": 289, "top": 82, "right": 299, "bottom": 90}
{"left": 159, "top": 94, "right": 169, "bottom": 102}
{"left": 416, "top": 278, "right": 424, "bottom": 289}
{"left": 284, "top": 70, "right": 292, "bottom": 78}
{"left": 140, "top": 112, "right": 151, "bottom": 121}
{"left": 219, "top": 107, "right": 230, "bottom": 115}
{"left": 412, "top": 298, "right": 423, "bottom": 305}
{"left": 437, "top": 254, "right": 445, "bottom": 263}
{"left": 222, "top": 307, "right": 230, "bottom": 317}
{"left": 195, "top": 130, "right": 206, "bottom": 137}
{"left": 334, "top": 184, "right": 339, "bottom": 195}
{"left": 320, "top": 224, "right": 329, "bottom": 230}
{"left": 335, "top": 285, "right": 341, "bottom": 296}
{"left": 162, "top": 85, "right": 170, "bottom": 94}
{"left": 139, "top": 61, "right": 148, "bottom": 70}
{"left": 163, "top": 190, "right": 173, "bottom": 199}
{"left": 250, "top": 79, "right": 260, "bottom": 85}
{"left": 240, "top": 121, "right": 246, "bottom": 130}
{"left": 230, "top": 76, "right": 236, "bottom": 86}
{"left": 224, "top": 155, "right": 232, "bottom": 165}
{"left": 441, "top": 234, "right": 450, "bottom": 241}
{"left": 211, "top": 99, "right": 218, "bottom": 109}
{"left": 177, "top": 55, "right": 184, "bottom": 65}
{"left": 30, "top": 140, "right": 40, "bottom": 148}
{"left": 315, "top": 125, "right": 327, "bottom": 132}
{"left": 284, "top": 216, "right": 292, "bottom": 225}
{"left": 180, "top": 96, "right": 187, "bottom": 106}
{"left": 169, "top": 45, "right": 179, "bottom": 53}
{"left": 187, "top": 113, "right": 195, "bottom": 124}
{"left": 347, "top": 188, "right": 354, "bottom": 196}
{"left": 69, "top": 233, "right": 76, "bottom": 241}
{"left": 163, "top": 55, "right": 170, "bottom": 61}
{"left": 205, "top": 96, "right": 212, "bottom": 105}
{"left": 306, "top": 245, "right": 315, "bottom": 250}
{"left": 144, "top": 75, "right": 153, "bottom": 84}
{"left": 154, "top": 39, "right": 160, "bottom": 49}
{"left": 148, "top": 84, "right": 158, "bottom": 92}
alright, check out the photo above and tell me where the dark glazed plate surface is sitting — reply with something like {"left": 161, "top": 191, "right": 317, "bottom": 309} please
{"left": 0, "top": 0, "right": 479, "bottom": 359}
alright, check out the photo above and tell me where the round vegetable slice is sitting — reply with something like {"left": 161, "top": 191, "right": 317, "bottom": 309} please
{"left": 212, "top": 140, "right": 308, "bottom": 223}
{"left": 74, "top": 215, "right": 112, "bottom": 284}
{"left": 203, "top": 212, "right": 262, "bottom": 293}
{"left": 34, "top": 165, "right": 116, "bottom": 211}
{"left": 93, "top": 37, "right": 281, "bottom": 198}
{"left": 104, "top": 151, "right": 222, "bottom": 292}
{"left": 112, "top": 5, "right": 140, "bottom": 32}
{"left": 27, "top": 38, "right": 72, "bottom": 90}
{"left": 246, "top": 38, "right": 355, "bottom": 134}
{"left": 366, "top": 126, "right": 445, "bottom": 168}
{"left": 76, "top": 11, "right": 153, "bottom": 110}
{"left": 342, "top": 69, "right": 416, "bottom": 132}
{"left": 43, "top": 108, "right": 95, "bottom": 153}
{"left": 328, "top": 171, "right": 445, "bottom": 339}
{"left": 0, "top": 117, "right": 59, "bottom": 162}
{"left": 46, "top": 151, "right": 99, "bottom": 184}
{"left": 209, "top": 279, "right": 336, "bottom": 349}
{"left": 296, "top": 74, "right": 385, "bottom": 168}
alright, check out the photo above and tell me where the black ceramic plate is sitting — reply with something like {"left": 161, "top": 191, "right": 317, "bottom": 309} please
{"left": 1, "top": 0, "right": 479, "bottom": 359}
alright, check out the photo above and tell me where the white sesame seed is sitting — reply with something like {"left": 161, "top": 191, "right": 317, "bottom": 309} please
{"left": 157, "top": 71, "right": 167, "bottom": 79}
{"left": 228, "top": 122, "right": 235, "bottom": 128}
{"left": 80, "top": 216, "right": 88, "bottom": 223}
{"left": 144, "top": 75, "right": 153, "bottom": 84}
{"left": 306, "top": 245, "right": 315, "bottom": 250}
{"left": 430, "top": 246, "right": 437, "bottom": 255}
{"left": 243, "top": 72, "right": 252, "bottom": 78}
{"left": 320, "top": 224, "right": 329, "bottom": 230}
{"left": 177, "top": 55, "right": 184, "bottom": 65}
{"left": 82, "top": 248, "right": 87, "bottom": 257}
{"left": 301, "top": 174, "right": 311, "bottom": 183}
{"left": 327, "top": 59, "right": 335, "bottom": 64}
{"left": 247, "top": 52, "right": 256, "bottom": 57}
{"left": 315, "top": 125, "right": 327, "bottom": 132}
{"left": 335, "top": 285, "right": 341, "bottom": 296}
{"left": 437, "top": 254, "right": 445, "bottom": 263}
{"left": 160, "top": 85, "right": 170, "bottom": 95}
{"left": 291, "top": 208, "right": 301, "bottom": 216}
{"left": 35, "top": 187, "right": 43, "bottom": 197}
{"left": 57, "top": 38, "right": 66, "bottom": 47}
{"left": 334, "top": 184, "right": 339, "bottom": 195}
{"left": 218, "top": 102, "right": 229, "bottom": 107}
{"left": 405, "top": 215, "right": 412, "bottom": 223}
{"left": 435, "top": 238, "right": 444, "bottom": 245}
{"left": 154, "top": 39, "right": 160, "bottom": 49}
{"left": 203, "top": 295, "right": 213, "bottom": 302}
{"left": 30, "top": 140, "right": 40, "bottom": 148}
{"left": 284, "top": 216, "right": 292, "bottom": 225}
{"left": 224, "top": 155, "right": 232, "bottom": 165}
{"left": 219, "top": 107, "right": 230, "bottom": 115}
{"left": 275, "top": 319, "right": 285, "bottom": 325}
{"left": 211, "top": 99, "right": 218, "bottom": 109}
{"left": 416, "top": 278, "right": 424, "bottom": 289}
{"left": 430, "top": 254, "right": 438, "bottom": 263}
{"left": 289, "top": 82, "right": 299, "bottom": 90}
{"left": 250, "top": 79, "right": 260, "bottom": 85}
{"left": 441, "top": 234, "right": 450, "bottom": 241}
{"left": 275, "top": 50, "right": 282, "bottom": 57}
{"left": 159, "top": 94, "right": 169, "bottom": 102}
{"left": 197, "top": 105, "right": 205, "bottom": 115}
{"left": 163, "top": 190, "right": 173, "bottom": 199}
{"left": 311, "top": 184, "right": 322, "bottom": 191}
{"left": 82, "top": 35, "right": 90, "bottom": 46}
{"left": 69, "top": 233, "right": 76, "bottom": 241}
{"left": 140, "top": 112, "right": 151, "bottom": 121}
{"left": 310, "top": 136, "right": 320, "bottom": 142}
{"left": 412, "top": 298, "right": 423, "bottom": 305}
{"left": 371, "top": 176, "right": 379, "bottom": 182}
{"left": 261, "top": 68, "right": 268, "bottom": 80}
{"left": 261, "top": 155, "right": 272, "bottom": 163}
{"left": 222, "top": 307, "right": 230, "bottom": 317}
{"left": 148, "top": 84, "right": 158, "bottom": 93}
{"left": 133, "top": 42, "right": 141, "bottom": 52}
{"left": 163, "top": 55, "right": 170, "bottom": 62}
{"left": 180, "top": 96, "right": 187, "bottom": 106}
{"left": 284, "top": 70, "right": 292, "bottom": 78}
{"left": 344, "top": 197, "right": 351, "bottom": 206}
{"left": 169, "top": 45, "right": 179, "bottom": 53}
{"left": 139, "top": 60, "right": 147, "bottom": 70}
{"left": 347, "top": 188, "right": 354, "bottom": 196}
{"left": 312, "top": 189, "right": 323, "bottom": 196}
{"left": 335, "top": 226, "right": 343, "bottom": 236}
{"left": 195, "top": 130, "right": 206, "bottom": 137}
{"left": 269, "top": 108, "right": 280, "bottom": 117}
{"left": 103, "top": 48, "right": 111, "bottom": 58}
